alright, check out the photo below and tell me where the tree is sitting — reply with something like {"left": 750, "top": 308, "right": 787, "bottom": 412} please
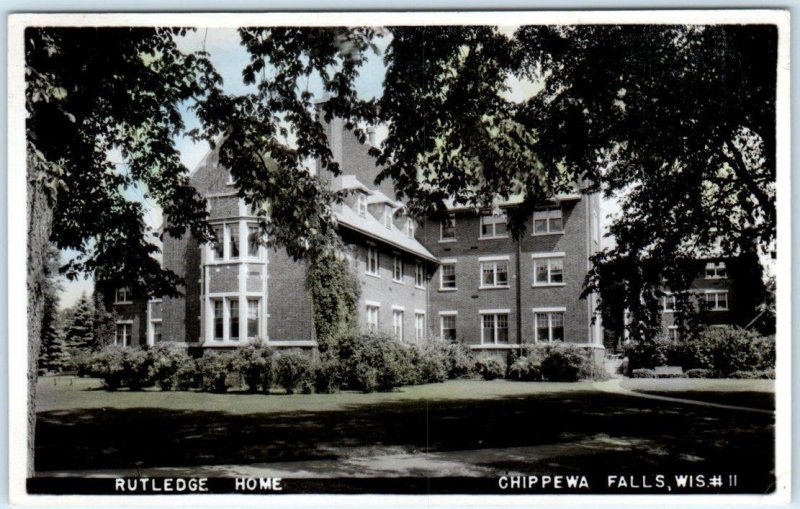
{"left": 36, "top": 246, "right": 65, "bottom": 373}
{"left": 63, "top": 294, "right": 95, "bottom": 355}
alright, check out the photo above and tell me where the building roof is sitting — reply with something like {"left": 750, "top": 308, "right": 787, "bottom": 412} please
{"left": 442, "top": 191, "right": 582, "bottom": 212}
{"left": 335, "top": 204, "right": 438, "bottom": 263}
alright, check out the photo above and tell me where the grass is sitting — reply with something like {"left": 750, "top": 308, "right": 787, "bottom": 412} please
{"left": 35, "top": 375, "right": 775, "bottom": 483}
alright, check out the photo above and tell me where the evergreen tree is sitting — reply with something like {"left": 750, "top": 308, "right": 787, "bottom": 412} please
{"left": 63, "top": 294, "right": 95, "bottom": 356}
{"left": 37, "top": 246, "right": 65, "bottom": 372}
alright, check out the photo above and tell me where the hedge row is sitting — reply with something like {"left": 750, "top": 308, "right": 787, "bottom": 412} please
{"left": 624, "top": 326, "right": 775, "bottom": 377}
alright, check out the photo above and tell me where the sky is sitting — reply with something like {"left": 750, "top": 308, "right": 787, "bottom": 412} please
{"left": 57, "top": 27, "right": 620, "bottom": 309}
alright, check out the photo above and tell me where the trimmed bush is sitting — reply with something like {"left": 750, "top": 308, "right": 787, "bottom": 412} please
{"left": 312, "top": 355, "right": 340, "bottom": 394}
{"left": 88, "top": 346, "right": 152, "bottom": 390}
{"left": 624, "top": 340, "right": 668, "bottom": 370}
{"left": 508, "top": 355, "right": 542, "bottom": 381}
{"left": 631, "top": 368, "right": 656, "bottom": 378}
{"left": 409, "top": 342, "right": 449, "bottom": 384}
{"left": 273, "top": 351, "right": 313, "bottom": 394}
{"left": 236, "top": 343, "right": 274, "bottom": 393}
{"left": 475, "top": 356, "right": 505, "bottom": 381}
{"left": 442, "top": 341, "right": 476, "bottom": 378}
{"left": 147, "top": 343, "right": 194, "bottom": 391}
{"left": 335, "top": 331, "right": 415, "bottom": 392}
{"left": 685, "top": 368, "right": 714, "bottom": 378}
{"left": 539, "top": 344, "right": 592, "bottom": 382}
{"left": 196, "top": 352, "right": 239, "bottom": 393}
{"left": 730, "top": 369, "right": 775, "bottom": 379}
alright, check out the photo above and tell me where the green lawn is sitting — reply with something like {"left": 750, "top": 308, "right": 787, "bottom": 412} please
{"left": 35, "top": 376, "right": 775, "bottom": 485}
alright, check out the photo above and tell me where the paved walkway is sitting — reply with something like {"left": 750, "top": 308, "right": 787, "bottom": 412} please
{"left": 594, "top": 378, "right": 773, "bottom": 414}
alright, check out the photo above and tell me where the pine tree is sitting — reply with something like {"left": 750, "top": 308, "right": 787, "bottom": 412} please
{"left": 40, "top": 329, "right": 70, "bottom": 373}
{"left": 63, "top": 294, "right": 95, "bottom": 356}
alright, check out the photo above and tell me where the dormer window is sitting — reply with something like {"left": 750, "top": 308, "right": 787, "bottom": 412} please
{"left": 405, "top": 218, "right": 415, "bottom": 238}
{"left": 705, "top": 262, "right": 727, "bottom": 279}
{"left": 226, "top": 171, "right": 236, "bottom": 186}
{"left": 357, "top": 193, "right": 368, "bottom": 217}
{"left": 383, "top": 205, "right": 393, "bottom": 229}
{"left": 115, "top": 287, "right": 132, "bottom": 304}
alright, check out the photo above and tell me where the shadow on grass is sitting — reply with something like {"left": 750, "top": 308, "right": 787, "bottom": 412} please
{"left": 35, "top": 390, "right": 774, "bottom": 476}
{"left": 632, "top": 391, "right": 774, "bottom": 411}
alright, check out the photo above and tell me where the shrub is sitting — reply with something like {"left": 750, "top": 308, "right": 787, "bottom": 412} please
{"left": 754, "top": 338, "right": 776, "bottom": 371}
{"left": 475, "top": 355, "right": 505, "bottom": 380}
{"left": 236, "top": 344, "right": 274, "bottom": 393}
{"left": 72, "top": 351, "right": 96, "bottom": 378}
{"left": 196, "top": 352, "right": 239, "bottom": 393}
{"left": 685, "top": 368, "right": 715, "bottom": 378}
{"left": 730, "top": 369, "right": 775, "bottom": 380}
{"left": 539, "top": 344, "right": 592, "bottom": 382}
{"left": 624, "top": 339, "right": 668, "bottom": 370}
{"left": 273, "top": 351, "right": 313, "bottom": 394}
{"left": 335, "top": 331, "right": 415, "bottom": 392}
{"left": 147, "top": 343, "right": 194, "bottom": 391}
{"left": 508, "top": 355, "right": 542, "bottom": 381}
{"left": 631, "top": 368, "right": 656, "bottom": 378}
{"left": 409, "top": 342, "right": 449, "bottom": 384}
{"left": 312, "top": 355, "right": 340, "bottom": 394}
{"left": 88, "top": 346, "right": 153, "bottom": 390}
{"left": 705, "top": 327, "right": 762, "bottom": 376}
{"left": 442, "top": 341, "right": 476, "bottom": 378}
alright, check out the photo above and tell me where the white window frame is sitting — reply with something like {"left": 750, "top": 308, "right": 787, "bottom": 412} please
{"left": 114, "top": 287, "right": 132, "bottom": 304}
{"left": 439, "top": 259, "right": 457, "bottom": 291}
{"left": 439, "top": 215, "right": 456, "bottom": 242}
{"left": 439, "top": 311, "right": 457, "bottom": 341}
{"left": 414, "top": 261, "right": 426, "bottom": 289}
{"left": 405, "top": 218, "right": 415, "bottom": 238}
{"left": 366, "top": 244, "right": 380, "bottom": 277}
{"left": 533, "top": 206, "right": 564, "bottom": 235}
{"left": 479, "top": 256, "right": 510, "bottom": 289}
{"left": 705, "top": 261, "right": 727, "bottom": 279}
{"left": 115, "top": 320, "right": 133, "bottom": 347}
{"left": 392, "top": 306, "right": 404, "bottom": 341}
{"left": 149, "top": 318, "right": 163, "bottom": 344}
{"left": 668, "top": 326, "right": 680, "bottom": 341}
{"left": 531, "top": 252, "right": 566, "bottom": 287}
{"left": 532, "top": 307, "right": 567, "bottom": 343}
{"left": 662, "top": 293, "right": 677, "bottom": 313}
{"left": 705, "top": 290, "right": 729, "bottom": 311}
{"left": 479, "top": 309, "right": 511, "bottom": 345}
{"left": 392, "top": 253, "right": 404, "bottom": 283}
{"left": 414, "top": 311, "right": 426, "bottom": 341}
{"left": 383, "top": 205, "right": 393, "bottom": 229}
{"left": 246, "top": 298, "right": 260, "bottom": 339}
{"left": 366, "top": 301, "right": 381, "bottom": 331}
{"left": 479, "top": 213, "right": 508, "bottom": 239}
{"left": 226, "top": 170, "right": 236, "bottom": 186}
{"left": 246, "top": 224, "right": 261, "bottom": 259}
{"left": 357, "top": 193, "right": 368, "bottom": 217}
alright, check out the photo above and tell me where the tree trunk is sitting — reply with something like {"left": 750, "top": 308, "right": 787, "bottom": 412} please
{"left": 26, "top": 165, "right": 54, "bottom": 477}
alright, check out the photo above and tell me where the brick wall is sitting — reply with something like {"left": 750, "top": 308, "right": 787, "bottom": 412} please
{"left": 267, "top": 247, "right": 315, "bottom": 342}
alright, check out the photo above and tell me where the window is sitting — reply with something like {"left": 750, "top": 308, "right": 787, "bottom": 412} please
{"left": 357, "top": 193, "right": 368, "bottom": 217}
{"left": 705, "top": 262, "right": 727, "bottom": 279}
{"left": 247, "top": 225, "right": 260, "bottom": 258}
{"left": 151, "top": 320, "right": 162, "bottom": 343}
{"left": 115, "top": 322, "right": 132, "bottom": 346}
{"left": 480, "top": 259, "right": 509, "bottom": 288}
{"left": 228, "top": 224, "right": 240, "bottom": 259}
{"left": 213, "top": 299, "right": 224, "bottom": 340}
{"left": 393, "top": 253, "right": 403, "bottom": 282}
{"left": 663, "top": 294, "right": 676, "bottom": 312}
{"left": 229, "top": 299, "right": 240, "bottom": 340}
{"left": 247, "top": 299, "right": 260, "bottom": 339}
{"left": 440, "top": 262, "right": 457, "bottom": 290}
{"left": 366, "top": 303, "right": 380, "bottom": 331}
{"left": 405, "top": 218, "right": 415, "bottom": 238}
{"left": 440, "top": 313, "right": 457, "bottom": 341}
{"left": 440, "top": 215, "right": 456, "bottom": 241}
{"left": 415, "top": 261, "right": 425, "bottom": 289}
{"left": 115, "top": 287, "right": 131, "bottom": 304}
{"left": 668, "top": 326, "right": 680, "bottom": 341}
{"left": 705, "top": 290, "right": 729, "bottom": 311}
{"left": 533, "top": 255, "right": 564, "bottom": 286}
{"left": 533, "top": 207, "right": 564, "bottom": 235}
{"left": 534, "top": 311, "right": 565, "bottom": 342}
{"left": 480, "top": 213, "right": 508, "bottom": 239}
{"left": 212, "top": 225, "right": 224, "bottom": 259}
{"left": 393, "top": 309, "right": 404, "bottom": 341}
{"left": 226, "top": 170, "right": 236, "bottom": 185}
{"left": 481, "top": 312, "right": 509, "bottom": 344}
{"left": 383, "top": 205, "right": 393, "bottom": 229}
{"left": 415, "top": 312, "right": 425, "bottom": 341}
{"left": 366, "top": 245, "right": 379, "bottom": 276}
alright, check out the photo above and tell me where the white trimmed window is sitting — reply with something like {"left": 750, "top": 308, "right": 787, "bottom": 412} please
{"left": 366, "top": 245, "right": 379, "bottom": 276}
{"left": 663, "top": 293, "right": 676, "bottom": 312}
{"left": 405, "top": 218, "right": 415, "bottom": 238}
{"left": 212, "top": 225, "right": 225, "bottom": 260}
{"left": 705, "top": 262, "right": 727, "bottom": 279}
{"left": 440, "top": 215, "right": 456, "bottom": 241}
{"left": 228, "top": 224, "right": 240, "bottom": 259}
{"left": 481, "top": 311, "right": 510, "bottom": 344}
{"left": 247, "top": 298, "right": 260, "bottom": 339}
{"left": 357, "top": 193, "right": 368, "bottom": 217}
{"left": 226, "top": 170, "right": 236, "bottom": 185}
{"left": 440, "top": 313, "right": 457, "bottom": 341}
{"left": 480, "top": 213, "right": 508, "bottom": 239}
{"left": 213, "top": 299, "right": 224, "bottom": 340}
{"left": 366, "top": 303, "right": 380, "bottom": 331}
{"left": 392, "top": 253, "right": 404, "bottom": 282}
{"left": 115, "top": 321, "right": 133, "bottom": 346}
{"left": 247, "top": 225, "right": 260, "bottom": 258}
{"left": 532, "top": 254, "right": 565, "bottom": 286}
{"left": 392, "top": 309, "right": 404, "bottom": 341}
{"left": 440, "top": 262, "right": 457, "bottom": 290}
{"left": 480, "top": 258, "right": 509, "bottom": 288}
{"left": 150, "top": 319, "right": 162, "bottom": 343}
{"left": 383, "top": 205, "right": 393, "bottom": 228}
{"left": 534, "top": 310, "right": 565, "bottom": 342}
{"left": 210, "top": 222, "right": 248, "bottom": 261}
{"left": 415, "top": 261, "right": 425, "bottom": 289}
{"left": 211, "top": 297, "right": 241, "bottom": 341}
{"left": 533, "top": 207, "right": 564, "bottom": 235}
{"left": 228, "top": 298, "right": 240, "bottom": 340}
{"left": 668, "top": 326, "right": 680, "bottom": 341}
{"left": 415, "top": 312, "right": 425, "bottom": 341}
{"left": 705, "top": 290, "right": 729, "bottom": 311}
{"left": 115, "top": 287, "right": 131, "bottom": 304}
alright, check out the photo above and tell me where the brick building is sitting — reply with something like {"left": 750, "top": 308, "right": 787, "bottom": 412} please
{"left": 101, "top": 115, "right": 605, "bottom": 355}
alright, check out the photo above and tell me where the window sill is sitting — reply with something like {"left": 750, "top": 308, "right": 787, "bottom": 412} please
{"left": 438, "top": 238, "right": 457, "bottom": 243}
{"left": 392, "top": 279, "right": 405, "bottom": 285}
{"left": 532, "top": 231, "right": 564, "bottom": 237}
{"left": 439, "top": 287, "right": 458, "bottom": 292}
{"left": 532, "top": 283, "right": 566, "bottom": 288}
{"left": 365, "top": 272, "right": 381, "bottom": 279}
{"left": 479, "top": 285, "right": 511, "bottom": 290}
{"left": 415, "top": 285, "right": 426, "bottom": 290}
{"left": 113, "top": 301, "right": 133, "bottom": 305}
{"left": 479, "top": 236, "right": 510, "bottom": 241}
{"left": 471, "top": 343, "right": 516, "bottom": 350}
{"left": 709, "top": 309, "right": 729, "bottom": 312}
{"left": 705, "top": 276, "right": 728, "bottom": 280}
